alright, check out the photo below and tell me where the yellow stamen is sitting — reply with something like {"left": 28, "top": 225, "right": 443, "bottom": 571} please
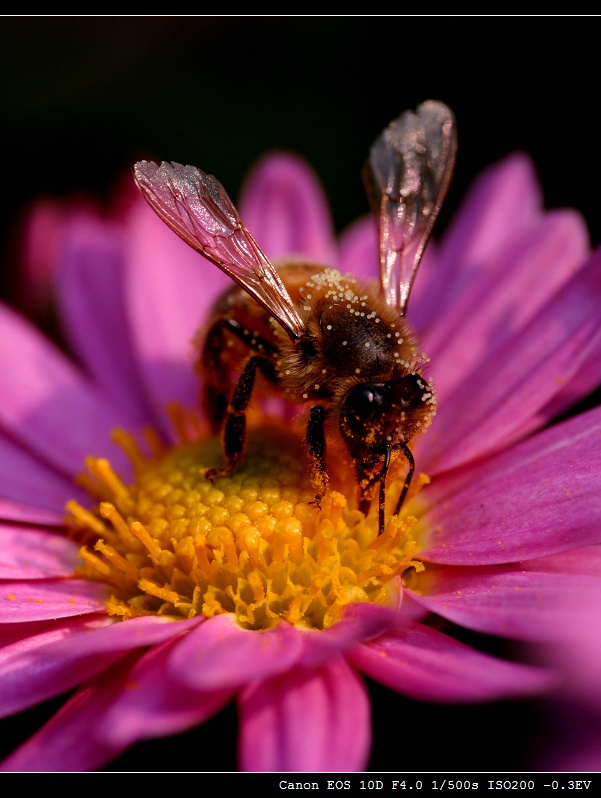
{"left": 68, "top": 414, "right": 424, "bottom": 630}
{"left": 129, "top": 521, "right": 163, "bottom": 561}
{"left": 66, "top": 500, "right": 107, "bottom": 537}
{"left": 111, "top": 429, "right": 147, "bottom": 471}
{"left": 99, "top": 502, "right": 137, "bottom": 547}
{"left": 94, "top": 539, "right": 139, "bottom": 581}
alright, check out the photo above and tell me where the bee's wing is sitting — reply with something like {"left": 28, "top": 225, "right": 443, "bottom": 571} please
{"left": 364, "top": 100, "right": 457, "bottom": 315}
{"left": 133, "top": 160, "right": 307, "bottom": 339}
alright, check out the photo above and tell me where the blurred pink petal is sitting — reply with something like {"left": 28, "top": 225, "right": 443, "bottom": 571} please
{"left": 168, "top": 613, "right": 304, "bottom": 690}
{"left": 0, "top": 498, "right": 62, "bottom": 526}
{"left": 238, "top": 656, "right": 370, "bottom": 772}
{"left": 338, "top": 214, "right": 377, "bottom": 280}
{"left": 531, "top": 577, "right": 601, "bottom": 770}
{"left": 15, "top": 198, "right": 68, "bottom": 319}
{"left": 0, "top": 302, "right": 136, "bottom": 476}
{"left": 297, "top": 602, "right": 402, "bottom": 669}
{"left": 338, "top": 214, "right": 438, "bottom": 312}
{"left": 415, "top": 153, "right": 543, "bottom": 333}
{"left": 124, "top": 197, "right": 231, "bottom": 429}
{"left": 0, "top": 615, "right": 198, "bottom": 718}
{"left": 349, "top": 620, "right": 556, "bottom": 702}
{"left": 0, "top": 655, "right": 140, "bottom": 771}
{"left": 0, "top": 431, "right": 85, "bottom": 516}
{"left": 56, "top": 208, "right": 154, "bottom": 424}
{"left": 238, "top": 152, "right": 338, "bottom": 266}
{"left": 95, "top": 638, "right": 234, "bottom": 749}
{"left": 409, "top": 566, "right": 601, "bottom": 641}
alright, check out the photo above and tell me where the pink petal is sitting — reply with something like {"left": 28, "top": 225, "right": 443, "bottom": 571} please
{"left": 424, "top": 209, "right": 589, "bottom": 398}
{"left": 0, "top": 526, "right": 79, "bottom": 578}
{"left": 0, "top": 616, "right": 86, "bottom": 647}
{"left": 415, "top": 153, "right": 543, "bottom": 333}
{"left": 0, "top": 430, "right": 84, "bottom": 515}
{"left": 408, "top": 565, "right": 601, "bottom": 641}
{"left": 348, "top": 619, "right": 556, "bottom": 702}
{"left": 238, "top": 656, "right": 370, "bottom": 772}
{"left": 94, "top": 636, "right": 233, "bottom": 749}
{"left": 0, "top": 654, "right": 139, "bottom": 771}
{"left": 536, "top": 337, "right": 601, "bottom": 425}
{"left": 238, "top": 152, "right": 338, "bottom": 265}
{"left": 0, "top": 578, "right": 109, "bottom": 622}
{"left": 338, "top": 214, "right": 377, "bottom": 281}
{"left": 56, "top": 208, "right": 154, "bottom": 424}
{"left": 557, "top": 627, "right": 601, "bottom": 711}
{"left": 0, "top": 301, "right": 136, "bottom": 476}
{"left": 0, "top": 615, "right": 196, "bottom": 718}
{"left": 337, "top": 215, "right": 438, "bottom": 313}
{"left": 420, "top": 247, "right": 601, "bottom": 475}
{"left": 0, "top": 498, "right": 62, "bottom": 526}
{"left": 124, "top": 197, "right": 230, "bottom": 428}
{"left": 15, "top": 198, "right": 66, "bottom": 318}
{"left": 417, "top": 404, "right": 601, "bottom": 564}
{"left": 167, "top": 612, "right": 304, "bottom": 690}
{"left": 297, "top": 601, "right": 402, "bottom": 669}
{"left": 521, "top": 544, "right": 601, "bottom": 577}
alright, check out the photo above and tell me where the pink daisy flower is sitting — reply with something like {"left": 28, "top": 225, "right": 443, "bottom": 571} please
{"left": 0, "top": 137, "right": 600, "bottom": 772}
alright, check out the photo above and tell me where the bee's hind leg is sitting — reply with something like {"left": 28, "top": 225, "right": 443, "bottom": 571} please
{"left": 199, "top": 318, "right": 278, "bottom": 432}
{"left": 203, "top": 355, "right": 276, "bottom": 482}
{"left": 198, "top": 319, "right": 231, "bottom": 433}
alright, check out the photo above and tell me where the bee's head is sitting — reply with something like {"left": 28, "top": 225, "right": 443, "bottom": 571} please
{"left": 338, "top": 374, "right": 436, "bottom": 456}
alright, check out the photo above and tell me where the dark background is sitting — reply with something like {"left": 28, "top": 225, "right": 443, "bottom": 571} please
{"left": 0, "top": 16, "right": 597, "bottom": 773}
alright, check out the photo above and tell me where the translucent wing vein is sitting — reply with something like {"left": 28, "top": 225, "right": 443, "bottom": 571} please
{"left": 364, "top": 100, "right": 457, "bottom": 314}
{"left": 133, "top": 161, "right": 306, "bottom": 338}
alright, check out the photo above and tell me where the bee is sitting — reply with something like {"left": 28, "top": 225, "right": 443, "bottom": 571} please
{"left": 133, "top": 100, "right": 457, "bottom": 534}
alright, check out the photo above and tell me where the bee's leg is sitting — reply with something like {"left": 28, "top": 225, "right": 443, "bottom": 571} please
{"left": 200, "top": 319, "right": 278, "bottom": 431}
{"left": 393, "top": 441, "right": 415, "bottom": 515}
{"left": 306, "top": 404, "right": 328, "bottom": 505}
{"left": 199, "top": 320, "right": 230, "bottom": 432}
{"left": 203, "top": 355, "right": 276, "bottom": 482}
{"left": 357, "top": 448, "right": 391, "bottom": 535}
{"left": 377, "top": 446, "right": 391, "bottom": 535}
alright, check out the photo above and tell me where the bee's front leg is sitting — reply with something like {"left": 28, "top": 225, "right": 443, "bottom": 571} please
{"left": 393, "top": 441, "right": 415, "bottom": 515}
{"left": 306, "top": 404, "right": 329, "bottom": 506}
{"left": 354, "top": 450, "right": 389, "bottom": 535}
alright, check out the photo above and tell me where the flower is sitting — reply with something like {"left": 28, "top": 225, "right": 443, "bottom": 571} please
{"left": 0, "top": 147, "right": 601, "bottom": 772}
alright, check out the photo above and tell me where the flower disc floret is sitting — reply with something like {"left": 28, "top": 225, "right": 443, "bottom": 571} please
{"left": 68, "top": 420, "right": 423, "bottom": 630}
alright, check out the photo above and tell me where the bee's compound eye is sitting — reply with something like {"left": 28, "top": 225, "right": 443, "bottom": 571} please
{"left": 338, "top": 374, "right": 434, "bottom": 453}
{"left": 345, "top": 382, "right": 388, "bottom": 416}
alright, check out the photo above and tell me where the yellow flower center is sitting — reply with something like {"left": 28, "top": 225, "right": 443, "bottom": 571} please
{"left": 67, "top": 411, "right": 424, "bottom": 631}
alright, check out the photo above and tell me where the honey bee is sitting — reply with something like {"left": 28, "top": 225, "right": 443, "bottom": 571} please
{"left": 133, "top": 100, "right": 457, "bottom": 534}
